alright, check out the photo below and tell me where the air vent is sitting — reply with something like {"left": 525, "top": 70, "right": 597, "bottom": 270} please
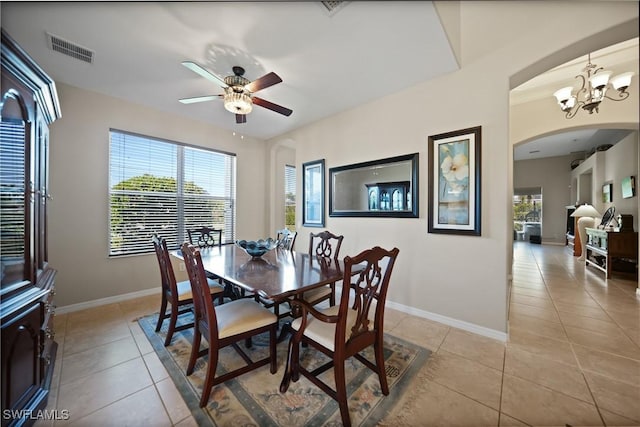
{"left": 319, "top": 1, "right": 350, "bottom": 16}
{"left": 46, "top": 32, "right": 94, "bottom": 64}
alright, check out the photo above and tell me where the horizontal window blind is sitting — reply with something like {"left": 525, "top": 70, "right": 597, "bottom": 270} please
{"left": 109, "top": 130, "right": 236, "bottom": 256}
{"left": 0, "top": 121, "right": 26, "bottom": 264}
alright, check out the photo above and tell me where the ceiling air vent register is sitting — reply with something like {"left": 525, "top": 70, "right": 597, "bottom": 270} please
{"left": 320, "top": 1, "right": 350, "bottom": 16}
{"left": 46, "top": 32, "right": 94, "bottom": 64}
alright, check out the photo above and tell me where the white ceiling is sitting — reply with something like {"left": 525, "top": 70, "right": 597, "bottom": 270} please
{"left": 513, "top": 128, "right": 634, "bottom": 161}
{"left": 1, "top": 1, "right": 458, "bottom": 140}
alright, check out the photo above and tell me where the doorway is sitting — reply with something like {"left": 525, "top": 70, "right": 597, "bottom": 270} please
{"left": 513, "top": 188, "right": 542, "bottom": 244}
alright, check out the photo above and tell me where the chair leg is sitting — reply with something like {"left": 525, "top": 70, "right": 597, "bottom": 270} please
{"left": 155, "top": 295, "right": 168, "bottom": 332}
{"left": 334, "top": 359, "right": 351, "bottom": 427}
{"left": 269, "top": 324, "right": 277, "bottom": 374}
{"left": 164, "top": 302, "right": 178, "bottom": 346}
{"left": 279, "top": 331, "right": 300, "bottom": 392}
{"left": 374, "top": 335, "right": 389, "bottom": 395}
{"left": 329, "top": 282, "right": 336, "bottom": 306}
{"left": 199, "top": 346, "right": 218, "bottom": 407}
{"left": 291, "top": 336, "right": 300, "bottom": 382}
{"left": 186, "top": 326, "right": 201, "bottom": 376}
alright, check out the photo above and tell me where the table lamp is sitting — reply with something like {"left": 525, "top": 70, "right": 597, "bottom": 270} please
{"left": 571, "top": 204, "right": 601, "bottom": 261}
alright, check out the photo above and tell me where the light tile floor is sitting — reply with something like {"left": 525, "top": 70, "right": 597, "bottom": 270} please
{"left": 39, "top": 242, "right": 639, "bottom": 426}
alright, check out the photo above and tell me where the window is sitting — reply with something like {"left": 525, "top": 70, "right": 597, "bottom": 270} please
{"left": 284, "top": 164, "right": 296, "bottom": 231}
{"left": 109, "top": 130, "right": 236, "bottom": 256}
{"left": 513, "top": 188, "right": 542, "bottom": 242}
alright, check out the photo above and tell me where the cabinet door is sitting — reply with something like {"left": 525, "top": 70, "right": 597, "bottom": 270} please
{"left": 1, "top": 303, "right": 42, "bottom": 415}
{"left": 0, "top": 84, "right": 33, "bottom": 290}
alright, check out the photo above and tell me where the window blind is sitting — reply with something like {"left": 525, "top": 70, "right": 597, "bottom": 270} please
{"left": 0, "top": 121, "right": 26, "bottom": 264}
{"left": 284, "top": 164, "right": 296, "bottom": 230}
{"left": 109, "top": 130, "right": 236, "bottom": 256}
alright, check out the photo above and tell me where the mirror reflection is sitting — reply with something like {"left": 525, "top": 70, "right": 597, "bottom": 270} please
{"left": 329, "top": 153, "right": 418, "bottom": 218}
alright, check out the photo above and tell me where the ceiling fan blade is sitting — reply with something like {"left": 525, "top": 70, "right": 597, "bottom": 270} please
{"left": 253, "top": 97, "right": 293, "bottom": 116}
{"left": 181, "top": 61, "right": 227, "bottom": 87}
{"left": 236, "top": 114, "right": 247, "bottom": 124}
{"left": 245, "top": 72, "right": 282, "bottom": 93}
{"left": 179, "top": 95, "right": 222, "bottom": 104}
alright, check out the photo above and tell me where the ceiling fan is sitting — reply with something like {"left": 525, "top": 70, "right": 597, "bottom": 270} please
{"left": 179, "top": 61, "right": 293, "bottom": 124}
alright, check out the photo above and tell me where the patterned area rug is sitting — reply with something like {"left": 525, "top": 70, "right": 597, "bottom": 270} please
{"left": 138, "top": 312, "right": 430, "bottom": 426}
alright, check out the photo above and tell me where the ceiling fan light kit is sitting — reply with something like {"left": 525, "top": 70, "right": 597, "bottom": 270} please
{"left": 552, "top": 54, "right": 634, "bottom": 119}
{"left": 180, "top": 62, "right": 291, "bottom": 124}
{"left": 224, "top": 90, "right": 252, "bottom": 114}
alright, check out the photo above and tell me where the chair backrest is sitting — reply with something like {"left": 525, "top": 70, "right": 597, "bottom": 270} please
{"left": 276, "top": 228, "right": 297, "bottom": 251}
{"left": 188, "top": 227, "right": 223, "bottom": 248}
{"left": 337, "top": 246, "right": 399, "bottom": 344}
{"left": 181, "top": 243, "right": 219, "bottom": 336}
{"left": 308, "top": 230, "right": 343, "bottom": 259}
{"left": 152, "top": 234, "right": 178, "bottom": 297}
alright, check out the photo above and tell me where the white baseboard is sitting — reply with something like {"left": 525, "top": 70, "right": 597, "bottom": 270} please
{"left": 542, "top": 241, "right": 566, "bottom": 246}
{"left": 56, "top": 288, "right": 160, "bottom": 315}
{"left": 386, "top": 300, "right": 508, "bottom": 342}
{"left": 56, "top": 287, "right": 508, "bottom": 342}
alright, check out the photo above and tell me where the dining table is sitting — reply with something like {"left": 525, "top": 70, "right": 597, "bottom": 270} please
{"left": 173, "top": 244, "right": 351, "bottom": 311}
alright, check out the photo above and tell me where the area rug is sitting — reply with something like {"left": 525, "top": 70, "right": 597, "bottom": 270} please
{"left": 138, "top": 312, "right": 430, "bottom": 426}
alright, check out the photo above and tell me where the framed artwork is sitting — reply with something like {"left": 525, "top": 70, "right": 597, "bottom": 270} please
{"left": 428, "top": 126, "right": 481, "bottom": 235}
{"left": 303, "top": 159, "right": 325, "bottom": 227}
{"left": 621, "top": 175, "right": 636, "bottom": 199}
{"left": 602, "top": 183, "right": 612, "bottom": 203}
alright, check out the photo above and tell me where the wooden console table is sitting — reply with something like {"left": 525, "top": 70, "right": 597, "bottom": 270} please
{"left": 585, "top": 228, "right": 638, "bottom": 279}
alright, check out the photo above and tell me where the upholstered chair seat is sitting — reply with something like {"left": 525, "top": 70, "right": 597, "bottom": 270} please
{"left": 214, "top": 299, "right": 278, "bottom": 339}
{"left": 174, "top": 278, "right": 224, "bottom": 302}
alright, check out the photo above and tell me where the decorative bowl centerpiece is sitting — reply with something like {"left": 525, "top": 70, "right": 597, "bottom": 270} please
{"left": 235, "top": 238, "right": 279, "bottom": 258}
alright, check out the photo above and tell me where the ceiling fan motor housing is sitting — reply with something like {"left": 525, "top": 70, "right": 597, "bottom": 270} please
{"left": 225, "top": 74, "right": 250, "bottom": 89}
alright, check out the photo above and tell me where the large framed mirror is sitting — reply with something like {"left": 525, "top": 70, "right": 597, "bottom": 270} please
{"left": 329, "top": 153, "right": 419, "bottom": 218}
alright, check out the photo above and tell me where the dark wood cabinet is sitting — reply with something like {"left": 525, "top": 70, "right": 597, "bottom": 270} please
{"left": 1, "top": 30, "right": 61, "bottom": 427}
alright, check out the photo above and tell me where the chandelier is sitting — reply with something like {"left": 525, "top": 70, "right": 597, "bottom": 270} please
{"left": 553, "top": 54, "right": 633, "bottom": 119}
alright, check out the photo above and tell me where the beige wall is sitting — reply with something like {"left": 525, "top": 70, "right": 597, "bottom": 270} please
{"left": 49, "top": 83, "right": 269, "bottom": 307}
{"left": 514, "top": 156, "right": 572, "bottom": 244}
{"left": 601, "top": 132, "right": 639, "bottom": 227}
{"left": 269, "top": 2, "right": 638, "bottom": 336}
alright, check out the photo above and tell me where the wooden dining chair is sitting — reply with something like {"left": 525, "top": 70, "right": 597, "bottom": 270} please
{"left": 303, "top": 230, "right": 344, "bottom": 307}
{"left": 151, "top": 234, "right": 225, "bottom": 346}
{"left": 279, "top": 246, "right": 399, "bottom": 427}
{"left": 181, "top": 243, "right": 278, "bottom": 408}
{"left": 187, "top": 226, "right": 223, "bottom": 248}
{"left": 187, "top": 226, "right": 246, "bottom": 300}
{"left": 257, "top": 230, "right": 343, "bottom": 318}
{"left": 253, "top": 228, "right": 298, "bottom": 320}
{"left": 276, "top": 228, "right": 297, "bottom": 251}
